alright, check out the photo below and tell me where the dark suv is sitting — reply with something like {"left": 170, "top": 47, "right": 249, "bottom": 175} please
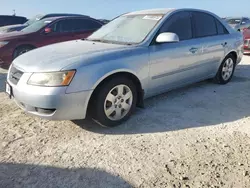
{"left": 0, "top": 16, "right": 103, "bottom": 69}
{"left": 0, "top": 15, "right": 27, "bottom": 27}
{"left": 0, "top": 13, "right": 85, "bottom": 34}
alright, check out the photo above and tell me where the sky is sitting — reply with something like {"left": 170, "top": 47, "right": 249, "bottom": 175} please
{"left": 1, "top": 0, "right": 249, "bottom": 19}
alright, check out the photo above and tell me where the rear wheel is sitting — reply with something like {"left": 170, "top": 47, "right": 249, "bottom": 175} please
{"left": 92, "top": 77, "right": 137, "bottom": 127}
{"left": 214, "top": 54, "right": 236, "bottom": 84}
{"left": 13, "top": 46, "right": 35, "bottom": 59}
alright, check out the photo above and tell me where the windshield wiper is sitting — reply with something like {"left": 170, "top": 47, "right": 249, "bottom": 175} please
{"left": 82, "top": 38, "right": 106, "bottom": 43}
{"left": 82, "top": 38, "right": 134, "bottom": 45}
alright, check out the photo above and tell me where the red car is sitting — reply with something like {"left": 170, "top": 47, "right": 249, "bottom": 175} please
{"left": 0, "top": 16, "right": 103, "bottom": 69}
{"left": 243, "top": 27, "right": 250, "bottom": 53}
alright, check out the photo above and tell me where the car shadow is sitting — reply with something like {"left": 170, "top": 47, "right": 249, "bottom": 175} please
{"left": 0, "top": 68, "right": 7, "bottom": 93}
{"left": 0, "top": 163, "right": 132, "bottom": 188}
{"left": 73, "top": 63, "right": 250, "bottom": 135}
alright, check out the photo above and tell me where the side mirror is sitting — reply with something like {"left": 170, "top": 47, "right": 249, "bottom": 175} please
{"left": 44, "top": 28, "right": 52, "bottom": 34}
{"left": 156, "top": 32, "right": 179, "bottom": 43}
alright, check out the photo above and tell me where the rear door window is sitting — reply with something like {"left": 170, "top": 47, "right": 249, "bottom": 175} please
{"left": 51, "top": 18, "right": 102, "bottom": 33}
{"left": 54, "top": 19, "right": 75, "bottom": 33}
{"left": 72, "top": 19, "right": 102, "bottom": 31}
{"left": 0, "top": 16, "right": 26, "bottom": 26}
{"left": 192, "top": 12, "right": 217, "bottom": 38}
{"left": 159, "top": 11, "right": 192, "bottom": 41}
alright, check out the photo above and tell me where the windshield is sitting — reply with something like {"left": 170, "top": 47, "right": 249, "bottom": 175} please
{"left": 226, "top": 18, "right": 241, "bottom": 25}
{"left": 87, "top": 14, "right": 163, "bottom": 44}
{"left": 24, "top": 14, "right": 44, "bottom": 25}
{"left": 22, "top": 19, "right": 52, "bottom": 33}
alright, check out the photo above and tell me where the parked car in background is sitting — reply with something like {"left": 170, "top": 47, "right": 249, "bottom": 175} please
{"left": 0, "top": 13, "right": 86, "bottom": 34}
{"left": 225, "top": 17, "right": 250, "bottom": 31}
{"left": 0, "top": 15, "right": 27, "bottom": 27}
{"left": 98, "top": 19, "right": 110, "bottom": 24}
{"left": 243, "top": 26, "right": 250, "bottom": 53}
{"left": 0, "top": 16, "right": 103, "bottom": 69}
{"left": 6, "top": 8, "right": 243, "bottom": 127}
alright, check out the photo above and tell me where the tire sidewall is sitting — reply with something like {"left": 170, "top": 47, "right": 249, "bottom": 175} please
{"left": 216, "top": 55, "right": 236, "bottom": 84}
{"left": 13, "top": 46, "right": 33, "bottom": 59}
{"left": 93, "top": 77, "right": 137, "bottom": 127}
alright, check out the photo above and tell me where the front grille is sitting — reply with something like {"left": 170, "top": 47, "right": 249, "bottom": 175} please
{"left": 9, "top": 66, "right": 24, "bottom": 85}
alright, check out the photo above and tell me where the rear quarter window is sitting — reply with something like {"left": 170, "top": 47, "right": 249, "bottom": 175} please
{"left": 216, "top": 19, "right": 229, "bottom": 35}
{"left": 82, "top": 19, "right": 103, "bottom": 30}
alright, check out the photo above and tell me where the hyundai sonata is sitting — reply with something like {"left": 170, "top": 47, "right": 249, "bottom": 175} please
{"left": 6, "top": 8, "right": 243, "bottom": 127}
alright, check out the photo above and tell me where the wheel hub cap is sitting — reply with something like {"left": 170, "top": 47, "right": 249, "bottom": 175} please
{"left": 222, "top": 58, "right": 234, "bottom": 81}
{"left": 104, "top": 84, "right": 133, "bottom": 121}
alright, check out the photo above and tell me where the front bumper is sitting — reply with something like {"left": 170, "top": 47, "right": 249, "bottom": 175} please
{"left": 7, "top": 68, "right": 93, "bottom": 120}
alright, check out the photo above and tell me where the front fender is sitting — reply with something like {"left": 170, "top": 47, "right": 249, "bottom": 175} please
{"left": 66, "top": 53, "right": 149, "bottom": 94}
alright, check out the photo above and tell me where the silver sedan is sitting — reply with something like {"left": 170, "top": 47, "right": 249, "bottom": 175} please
{"left": 6, "top": 8, "right": 243, "bottom": 127}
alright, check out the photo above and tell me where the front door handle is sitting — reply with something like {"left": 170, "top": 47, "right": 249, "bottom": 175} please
{"left": 189, "top": 47, "right": 198, "bottom": 54}
{"left": 221, "top": 42, "right": 228, "bottom": 47}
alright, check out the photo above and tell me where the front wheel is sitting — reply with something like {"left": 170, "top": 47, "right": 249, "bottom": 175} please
{"left": 92, "top": 77, "right": 137, "bottom": 127}
{"left": 214, "top": 55, "right": 236, "bottom": 84}
{"left": 13, "top": 46, "right": 35, "bottom": 59}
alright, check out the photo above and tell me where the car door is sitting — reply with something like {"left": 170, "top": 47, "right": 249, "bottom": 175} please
{"left": 71, "top": 18, "right": 103, "bottom": 39}
{"left": 191, "top": 11, "right": 227, "bottom": 76}
{"left": 148, "top": 11, "right": 203, "bottom": 95}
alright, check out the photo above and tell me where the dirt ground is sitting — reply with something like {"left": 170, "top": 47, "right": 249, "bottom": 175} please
{"left": 0, "top": 56, "right": 250, "bottom": 188}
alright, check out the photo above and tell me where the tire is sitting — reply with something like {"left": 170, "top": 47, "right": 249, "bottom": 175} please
{"left": 13, "top": 46, "right": 35, "bottom": 59}
{"left": 214, "top": 54, "right": 236, "bottom": 85}
{"left": 92, "top": 77, "right": 137, "bottom": 127}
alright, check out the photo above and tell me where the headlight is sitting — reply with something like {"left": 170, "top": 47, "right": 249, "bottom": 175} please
{"left": 27, "top": 70, "right": 76, "bottom": 86}
{"left": 0, "top": 41, "right": 9, "bottom": 48}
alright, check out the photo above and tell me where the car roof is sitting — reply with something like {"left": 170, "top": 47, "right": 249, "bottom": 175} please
{"left": 125, "top": 8, "right": 176, "bottom": 16}
{"left": 41, "top": 13, "right": 89, "bottom": 19}
{"left": 226, "top": 17, "right": 249, "bottom": 20}
{"left": 124, "top": 8, "right": 223, "bottom": 16}
{"left": 0, "top": 15, "right": 27, "bottom": 19}
{"left": 41, "top": 16, "right": 99, "bottom": 22}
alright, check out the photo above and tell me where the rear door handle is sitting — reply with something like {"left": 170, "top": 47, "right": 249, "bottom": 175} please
{"left": 189, "top": 47, "right": 198, "bottom": 54}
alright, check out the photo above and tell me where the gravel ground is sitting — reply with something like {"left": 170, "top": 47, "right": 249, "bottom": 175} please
{"left": 0, "top": 56, "right": 250, "bottom": 188}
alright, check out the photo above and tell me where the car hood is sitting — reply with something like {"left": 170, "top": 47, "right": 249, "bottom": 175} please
{"left": 0, "top": 31, "right": 31, "bottom": 40}
{"left": 0, "top": 24, "right": 26, "bottom": 34}
{"left": 13, "top": 40, "right": 134, "bottom": 72}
